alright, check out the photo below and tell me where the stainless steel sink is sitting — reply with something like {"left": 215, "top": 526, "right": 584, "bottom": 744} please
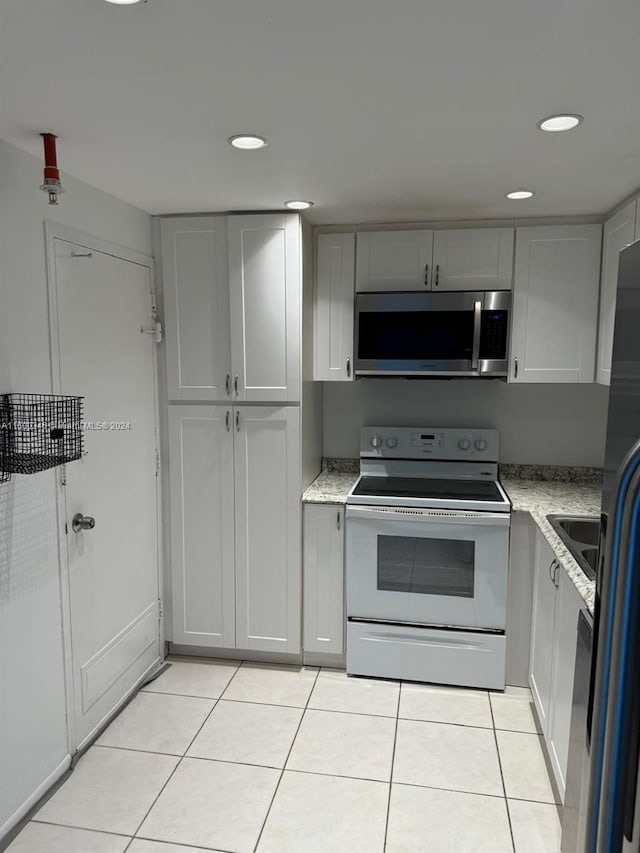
{"left": 546, "top": 515, "right": 601, "bottom": 582}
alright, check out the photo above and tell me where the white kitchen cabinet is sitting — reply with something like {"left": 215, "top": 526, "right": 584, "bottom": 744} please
{"left": 529, "top": 532, "right": 558, "bottom": 734}
{"left": 303, "top": 504, "right": 345, "bottom": 654}
{"left": 234, "top": 406, "right": 301, "bottom": 654}
{"left": 510, "top": 224, "right": 602, "bottom": 383}
{"left": 168, "top": 404, "right": 301, "bottom": 654}
{"left": 432, "top": 228, "right": 514, "bottom": 291}
{"left": 168, "top": 405, "right": 236, "bottom": 647}
{"left": 547, "top": 567, "right": 583, "bottom": 802}
{"left": 356, "top": 229, "right": 434, "bottom": 292}
{"left": 162, "top": 213, "right": 301, "bottom": 403}
{"left": 596, "top": 200, "right": 637, "bottom": 385}
{"left": 161, "top": 217, "right": 230, "bottom": 401}
{"left": 228, "top": 214, "right": 301, "bottom": 402}
{"left": 314, "top": 233, "right": 355, "bottom": 381}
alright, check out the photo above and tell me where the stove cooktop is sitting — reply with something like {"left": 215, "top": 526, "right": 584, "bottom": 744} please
{"left": 350, "top": 475, "right": 504, "bottom": 503}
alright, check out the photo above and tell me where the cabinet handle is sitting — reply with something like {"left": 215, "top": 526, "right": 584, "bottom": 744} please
{"left": 337, "top": 511, "right": 341, "bottom": 530}
{"left": 554, "top": 561, "right": 561, "bottom": 588}
{"left": 236, "top": 411, "right": 240, "bottom": 432}
{"left": 435, "top": 264, "right": 440, "bottom": 287}
{"left": 424, "top": 264, "right": 429, "bottom": 287}
{"left": 549, "top": 559, "right": 557, "bottom": 584}
{"left": 234, "top": 375, "right": 239, "bottom": 397}
{"left": 225, "top": 374, "right": 231, "bottom": 396}
{"left": 225, "top": 410, "right": 230, "bottom": 432}
{"left": 346, "top": 357, "right": 351, "bottom": 378}
{"left": 514, "top": 356, "right": 518, "bottom": 379}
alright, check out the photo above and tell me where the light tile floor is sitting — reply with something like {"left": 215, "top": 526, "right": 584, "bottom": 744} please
{"left": 7, "top": 659, "right": 563, "bottom": 853}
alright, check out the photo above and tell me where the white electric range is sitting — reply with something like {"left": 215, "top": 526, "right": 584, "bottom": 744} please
{"left": 345, "top": 427, "right": 511, "bottom": 690}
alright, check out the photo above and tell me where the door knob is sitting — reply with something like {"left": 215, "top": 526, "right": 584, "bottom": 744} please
{"left": 72, "top": 513, "right": 96, "bottom": 533}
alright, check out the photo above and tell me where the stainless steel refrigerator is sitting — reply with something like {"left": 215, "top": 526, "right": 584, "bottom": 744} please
{"left": 583, "top": 238, "right": 640, "bottom": 852}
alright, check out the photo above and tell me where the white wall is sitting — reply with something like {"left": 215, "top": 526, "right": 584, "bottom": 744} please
{"left": 322, "top": 380, "right": 609, "bottom": 466}
{"left": 0, "top": 137, "right": 151, "bottom": 838}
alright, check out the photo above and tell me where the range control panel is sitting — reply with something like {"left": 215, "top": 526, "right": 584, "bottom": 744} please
{"left": 360, "top": 427, "right": 499, "bottom": 462}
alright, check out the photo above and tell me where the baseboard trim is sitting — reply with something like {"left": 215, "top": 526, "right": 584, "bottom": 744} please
{"left": 303, "top": 651, "right": 346, "bottom": 668}
{"left": 168, "top": 644, "right": 303, "bottom": 666}
{"left": 0, "top": 755, "right": 71, "bottom": 850}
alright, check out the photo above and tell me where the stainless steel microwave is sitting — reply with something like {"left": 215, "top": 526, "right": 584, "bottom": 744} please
{"left": 354, "top": 290, "right": 511, "bottom": 378}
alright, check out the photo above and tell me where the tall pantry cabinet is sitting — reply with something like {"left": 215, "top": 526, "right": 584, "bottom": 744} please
{"left": 160, "top": 213, "right": 317, "bottom": 656}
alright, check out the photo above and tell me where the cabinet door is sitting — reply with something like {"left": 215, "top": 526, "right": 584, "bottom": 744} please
{"left": 432, "top": 228, "right": 514, "bottom": 291}
{"left": 596, "top": 201, "right": 637, "bottom": 385}
{"left": 511, "top": 225, "right": 602, "bottom": 383}
{"left": 168, "top": 405, "right": 235, "bottom": 647}
{"left": 234, "top": 406, "right": 301, "bottom": 653}
{"left": 228, "top": 214, "right": 301, "bottom": 403}
{"left": 161, "top": 217, "right": 231, "bottom": 401}
{"left": 547, "top": 569, "right": 583, "bottom": 803}
{"left": 314, "top": 233, "right": 355, "bottom": 381}
{"left": 355, "top": 230, "right": 433, "bottom": 292}
{"left": 303, "top": 504, "right": 345, "bottom": 654}
{"left": 529, "top": 532, "right": 558, "bottom": 735}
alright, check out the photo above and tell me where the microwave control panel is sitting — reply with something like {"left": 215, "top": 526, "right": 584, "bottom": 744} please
{"left": 361, "top": 427, "right": 499, "bottom": 462}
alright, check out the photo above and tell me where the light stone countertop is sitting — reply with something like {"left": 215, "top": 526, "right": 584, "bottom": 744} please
{"left": 302, "top": 468, "right": 602, "bottom": 613}
{"left": 302, "top": 470, "right": 360, "bottom": 505}
{"left": 503, "top": 477, "right": 601, "bottom": 614}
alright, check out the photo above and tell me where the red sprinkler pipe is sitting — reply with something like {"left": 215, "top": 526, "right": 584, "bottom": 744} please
{"left": 40, "top": 132, "right": 64, "bottom": 204}
{"left": 41, "top": 133, "right": 60, "bottom": 182}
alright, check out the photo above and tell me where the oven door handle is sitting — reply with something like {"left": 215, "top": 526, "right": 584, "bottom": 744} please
{"left": 346, "top": 505, "right": 511, "bottom": 526}
{"left": 471, "top": 300, "right": 482, "bottom": 371}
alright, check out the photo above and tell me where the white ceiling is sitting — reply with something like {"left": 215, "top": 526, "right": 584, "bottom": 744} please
{"left": 2, "top": 0, "right": 640, "bottom": 224}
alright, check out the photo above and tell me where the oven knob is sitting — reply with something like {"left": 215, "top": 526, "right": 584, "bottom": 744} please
{"left": 385, "top": 437, "right": 398, "bottom": 448}
{"left": 370, "top": 435, "right": 383, "bottom": 448}
{"left": 474, "top": 438, "right": 488, "bottom": 451}
{"left": 458, "top": 438, "right": 471, "bottom": 451}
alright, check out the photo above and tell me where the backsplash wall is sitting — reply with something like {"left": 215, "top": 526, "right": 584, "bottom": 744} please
{"left": 322, "top": 380, "right": 609, "bottom": 467}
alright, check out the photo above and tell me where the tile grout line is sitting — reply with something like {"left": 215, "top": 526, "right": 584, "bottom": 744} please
{"left": 251, "top": 666, "right": 322, "bottom": 853}
{"left": 382, "top": 681, "right": 402, "bottom": 851}
{"left": 489, "top": 694, "right": 517, "bottom": 853}
{"left": 122, "top": 661, "right": 248, "bottom": 852}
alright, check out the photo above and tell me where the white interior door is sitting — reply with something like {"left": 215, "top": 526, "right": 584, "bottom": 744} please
{"left": 52, "top": 236, "right": 161, "bottom": 750}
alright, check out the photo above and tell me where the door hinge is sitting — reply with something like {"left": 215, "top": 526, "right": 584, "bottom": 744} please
{"left": 141, "top": 320, "right": 163, "bottom": 343}
{"left": 65, "top": 522, "right": 68, "bottom": 535}
{"left": 155, "top": 448, "right": 160, "bottom": 475}
{"left": 158, "top": 598, "right": 163, "bottom": 620}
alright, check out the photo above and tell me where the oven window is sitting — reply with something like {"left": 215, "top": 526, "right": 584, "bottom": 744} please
{"left": 377, "top": 535, "right": 475, "bottom": 598}
{"left": 358, "top": 311, "right": 474, "bottom": 360}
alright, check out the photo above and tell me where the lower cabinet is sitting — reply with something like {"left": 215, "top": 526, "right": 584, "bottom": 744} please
{"left": 168, "top": 404, "right": 301, "bottom": 654}
{"left": 529, "top": 534, "right": 557, "bottom": 733}
{"left": 529, "top": 527, "right": 583, "bottom": 802}
{"left": 303, "top": 504, "right": 345, "bottom": 655}
{"left": 547, "top": 568, "right": 583, "bottom": 801}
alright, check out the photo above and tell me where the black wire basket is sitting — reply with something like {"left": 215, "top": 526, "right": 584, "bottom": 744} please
{"left": 0, "top": 393, "right": 84, "bottom": 475}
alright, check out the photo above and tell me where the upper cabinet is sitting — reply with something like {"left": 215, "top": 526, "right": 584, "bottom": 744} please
{"left": 356, "top": 230, "right": 433, "bottom": 291}
{"left": 432, "top": 228, "right": 514, "bottom": 291}
{"left": 162, "top": 213, "right": 301, "bottom": 403}
{"left": 510, "top": 224, "right": 602, "bottom": 383}
{"left": 229, "top": 215, "right": 301, "bottom": 402}
{"left": 161, "top": 216, "right": 230, "bottom": 401}
{"left": 355, "top": 227, "right": 514, "bottom": 292}
{"left": 314, "top": 233, "right": 355, "bottom": 381}
{"left": 596, "top": 200, "right": 638, "bottom": 386}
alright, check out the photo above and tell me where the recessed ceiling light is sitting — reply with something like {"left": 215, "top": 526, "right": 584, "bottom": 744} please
{"left": 537, "top": 114, "right": 583, "bottom": 132}
{"left": 104, "top": 0, "right": 145, "bottom": 4}
{"left": 506, "top": 189, "right": 535, "bottom": 200}
{"left": 228, "top": 134, "right": 268, "bottom": 150}
{"left": 284, "top": 200, "right": 314, "bottom": 210}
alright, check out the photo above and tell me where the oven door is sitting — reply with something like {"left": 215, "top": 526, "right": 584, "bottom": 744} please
{"left": 346, "top": 505, "right": 510, "bottom": 630}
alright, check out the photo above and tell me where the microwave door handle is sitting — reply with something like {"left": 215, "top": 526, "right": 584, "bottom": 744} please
{"left": 471, "top": 300, "right": 482, "bottom": 370}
